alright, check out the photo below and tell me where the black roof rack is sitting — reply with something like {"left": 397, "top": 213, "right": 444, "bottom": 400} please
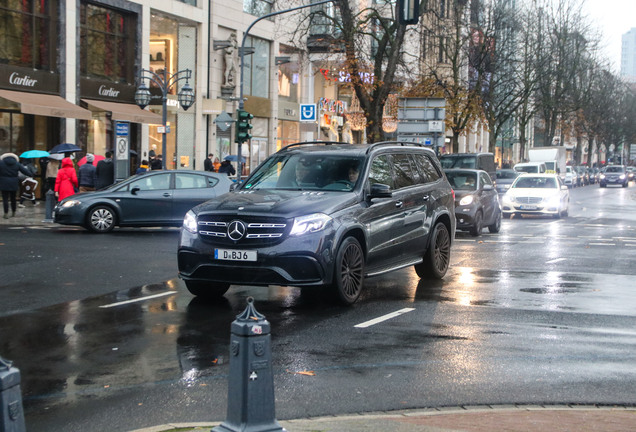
{"left": 282, "top": 141, "right": 349, "bottom": 150}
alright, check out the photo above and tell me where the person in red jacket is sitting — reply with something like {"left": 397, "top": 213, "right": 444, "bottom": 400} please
{"left": 55, "top": 157, "right": 78, "bottom": 201}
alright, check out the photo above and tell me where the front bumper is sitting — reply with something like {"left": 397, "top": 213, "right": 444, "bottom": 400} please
{"left": 178, "top": 228, "right": 336, "bottom": 287}
{"left": 53, "top": 203, "right": 87, "bottom": 225}
{"left": 454, "top": 205, "right": 479, "bottom": 230}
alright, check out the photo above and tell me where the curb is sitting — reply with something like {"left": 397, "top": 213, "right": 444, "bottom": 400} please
{"left": 127, "top": 404, "right": 636, "bottom": 432}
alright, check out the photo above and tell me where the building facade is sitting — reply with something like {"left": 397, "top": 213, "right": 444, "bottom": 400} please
{"left": 621, "top": 28, "right": 636, "bottom": 82}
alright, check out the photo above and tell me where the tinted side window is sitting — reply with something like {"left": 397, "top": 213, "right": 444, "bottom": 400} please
{"left": 368, "top": 155, "right": 394, "bottom": 189}
{"left": 129, "top": 173, "right": 170, "bottom": 191}
{"left": 176, "top": 173, "right": 214, "bottom": 189}
{"left": 480, "top": 172, "right": 492, "bottom": 186}
{"left": 414, "top": 153, "right": 441, "bottom": 183}
{"left": 393, "top": 154, "right": 416, "bottom": 189}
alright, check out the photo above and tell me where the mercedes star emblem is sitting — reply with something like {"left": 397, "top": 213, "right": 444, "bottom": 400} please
{"left": 227, "top": 220, "right": 247, "bottom": 241}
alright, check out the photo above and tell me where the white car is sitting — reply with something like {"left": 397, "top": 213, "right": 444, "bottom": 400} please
{"left": 501, "top": 173, "right": 569, "bottom": 219}
{"left": 563, "top": 166, "right": 577, "bottom": 188}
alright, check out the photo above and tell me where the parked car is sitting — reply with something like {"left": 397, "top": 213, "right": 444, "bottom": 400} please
{"left": 599, "top": 165, "right": 629, "bottom": 188}
{"left": 495, "top": 169, "right": 520, "bottom": 194}
{"left": 500, "top": 173, "right": 569, "bottom": 219}
{"left": 54, "top": 170, "right": 233, "bottom": 233}
{"left": 178, "top": 141, "right": 456, "bottom": 305}
{"left": 444, "top": 169, "right": 501, "bottom": 236}
{"left": 626, "top": 166, "right": 635, "bottom": 182}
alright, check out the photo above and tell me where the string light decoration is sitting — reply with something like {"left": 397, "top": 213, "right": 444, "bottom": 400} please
{"left": 346, "top": 94, "right": 367, "bottom": 131}
{"left": 382, "top": 94, "right": 398, "bottom": 133}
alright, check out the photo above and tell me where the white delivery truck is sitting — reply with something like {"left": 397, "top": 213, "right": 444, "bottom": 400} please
{"left": 528, "top": 146, "right": 567, "bottom": 176}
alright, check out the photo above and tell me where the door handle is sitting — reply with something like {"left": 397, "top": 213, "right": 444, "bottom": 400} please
{"left": 395, "top": 201, "right": 403, "bottom": 208}
{"left": 163, "top": 193, "right": 171, "bottom": 197}
{"left": 422, "top": 195, "right": 430, "bottom": 201}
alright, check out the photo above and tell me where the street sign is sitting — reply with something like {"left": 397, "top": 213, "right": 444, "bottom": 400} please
{"left": 300, "top": 104, "right": 317, "bottom": 122}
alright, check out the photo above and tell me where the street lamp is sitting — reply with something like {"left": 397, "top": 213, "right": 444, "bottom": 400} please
{"left": 135, "top": 68, "right": 194, "bottom": 170}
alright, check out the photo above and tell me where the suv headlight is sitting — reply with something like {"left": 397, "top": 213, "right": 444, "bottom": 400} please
{"left": 183, "top": 210, "right": 198, "bottom": 234}
{"left": 290, "top": 213, "right": 332, "bottom": 236}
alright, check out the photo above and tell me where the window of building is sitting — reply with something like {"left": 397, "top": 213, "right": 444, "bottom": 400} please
{"left": 0, "top": 0, "right": 57, "bottom": 70}
{"left": 79, "top": 3, "right": 135, "bottom": 83}
{"left": 278, "top": 48, "right": 299, "bottom": 102}
{"left": 243, "top": 0, "right": 272, "bottom": 17}
{"left": 243, "top": 36, "right": 270, "bottom": 99}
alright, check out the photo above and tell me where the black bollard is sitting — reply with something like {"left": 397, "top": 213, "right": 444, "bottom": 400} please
{"left": 0, "top": 356, "right": 26, "bottom": 432}
{"left": 213, "top": 298, "right": 285, "bottom": 432}
{"left": 43, "top": 189, "right": 55, "bottom": 223}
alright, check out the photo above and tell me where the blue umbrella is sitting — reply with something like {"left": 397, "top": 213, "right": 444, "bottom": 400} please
{"left": 20, "top": 150, "right": 50, "bottom": 158}
{"left": 224, "top": 154, "right": 246, "bottom": 163}
{"left": 49, "top": 143, "right": 82, "bottom": 154}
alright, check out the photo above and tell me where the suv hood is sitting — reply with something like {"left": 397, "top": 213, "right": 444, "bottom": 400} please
{"left": 194, "top": 189, "right": 358, "bottom": 218}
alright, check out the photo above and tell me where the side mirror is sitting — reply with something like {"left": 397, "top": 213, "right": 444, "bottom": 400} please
{"left": 131, "top": 186, "right": 140, "bottom": 195}
{"left": 368, "top": 183, "right": 392, "bottom": 199}
{"left": 229, "top": 183, "right": 239, "bottom": 192}
{"left": 483, "top": 184, "right": 494, "bottom": 191}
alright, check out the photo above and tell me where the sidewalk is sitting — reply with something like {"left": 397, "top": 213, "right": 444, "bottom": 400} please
{"left": 131, "top": 405, "right": 636, "bottom": 432}
{"left": 0, "top": 199, "right": 50, "bottom": 226}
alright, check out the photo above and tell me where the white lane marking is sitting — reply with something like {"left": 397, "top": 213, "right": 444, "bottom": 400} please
{"left": 588, "top": 243, "right": 615, "bottom": 246}
{"left": 99, "top": 291, "right": 177, "bottom": 308}
{"left": 546, "top": 258, "right": 567, "bottom": 264}
{"left": 354, "top": 308, "right": 415, "bottom": 328}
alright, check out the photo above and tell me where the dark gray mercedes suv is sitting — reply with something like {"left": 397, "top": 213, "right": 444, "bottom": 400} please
{"left": 178, "top": 141, "right": 455, "bottom": 304}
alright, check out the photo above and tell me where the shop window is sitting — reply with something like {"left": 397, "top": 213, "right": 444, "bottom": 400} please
{"left": 79, "top": 3, "right": 134, "bottom": 83}
{"left": 0, "top": 0, "right": 57, "bottom": 70}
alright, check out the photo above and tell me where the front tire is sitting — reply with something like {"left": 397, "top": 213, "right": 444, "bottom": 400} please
{"left": 185, "top": 280, "right": 230, "bottom": 299}
{"left": 414, "top": 222, "right": 451, "bottom": 279}
{"left": 488, "top": 209, "right": 502, "bottom": 233}
{"left": 469, "top": 211, "right": 483, "bottom": 236}
{"left": 331, "top": 237, "right": 365, "bottom": 305}
{"left": 87, "top": 206, "right": 116, "bottom": 233}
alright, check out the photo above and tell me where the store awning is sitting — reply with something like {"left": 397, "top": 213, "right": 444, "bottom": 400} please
{"left": 0, "top": 89, "right": 92, "bottom": 120}
{"left": 82, "top": 99, "right": 162, "bottom": 124}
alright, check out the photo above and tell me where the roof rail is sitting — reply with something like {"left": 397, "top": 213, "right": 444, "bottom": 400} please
{"left": 282, "top": 141, "right": 348, "bottom": 151}
{"left": 365, "top": 140, "right": 426, "bottom": 154}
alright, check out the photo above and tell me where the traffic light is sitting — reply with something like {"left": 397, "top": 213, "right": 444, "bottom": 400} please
{"left": 235, "top": 109, "right": 254, "bottom": 144}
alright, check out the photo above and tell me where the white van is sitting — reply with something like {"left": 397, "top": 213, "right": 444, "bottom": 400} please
{"left": 514, "top": 162, "right": 547, "bottom": 174}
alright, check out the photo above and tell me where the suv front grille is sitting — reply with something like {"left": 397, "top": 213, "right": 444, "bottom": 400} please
{"left": 197, "top": 215, "right": 290, "bottom": 246}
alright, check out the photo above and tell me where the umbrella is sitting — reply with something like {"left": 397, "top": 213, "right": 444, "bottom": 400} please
{"left": 224, "top": 155, "right": 246, "bottom": 163}
{"left": 48, "top": 154, "right": 64, "bottom": 160}
{"left": 77, "top": 154, "right": 106, "bottom": 166}
{"left": 20, "top": 150, "right": 50, "bottom": 158}
{"left": 49, "top": 143, "right": 82, "bottom": 154}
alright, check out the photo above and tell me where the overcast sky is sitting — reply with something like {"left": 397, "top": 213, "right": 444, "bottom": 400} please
{"left": 583, "top": 0, "right": 635, "bottom": 72}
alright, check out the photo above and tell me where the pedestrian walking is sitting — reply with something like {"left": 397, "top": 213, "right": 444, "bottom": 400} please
{"left": 55, "top": 157, "right": 78, "bottom": 202}
{"left": 150, "top": 154, "right": 163, "bottom": 170}
{"left": 45, "top": 156, "right": 60, "bottom": 194}
{"left": 0, "top": 153, "right": 33, "bottom": 218}
{"left": 95, "top": 151, "right": 114, "bottom": 189}
{"left": 213, "top": 157, "right": 221, "bottom": 172}
{"left": 78, "top": 153, "right": 97, "bottom": 192}
{"left": 204, "top": 153, "right": 214, "bottom": 171}
{"left": 218, "top": 160, "right": 236, "bottom": 176}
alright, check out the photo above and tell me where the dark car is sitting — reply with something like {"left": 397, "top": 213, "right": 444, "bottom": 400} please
{"left": 439, "top": 152, "right": 496, "bottom": 184}
{"left": 178, "top": 141, "right": 456, "bottom": 305}
{"left": 54, "top": 170, "right": 233, "bottom": 233}
{"left": 445, "top": 169, "right": 501, "bottom": 236}
{"left": 599, "top": 165, "right": 629, "bottom": 188}
{"left": 495, "top": 169, "right": 520, "bottom": 194}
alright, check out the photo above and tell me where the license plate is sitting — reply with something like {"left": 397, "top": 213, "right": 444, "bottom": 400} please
{"left": 215, "top": 249, "right": 257, "bottom": 262}
{"left": 520, "top": 205, "right": 537, "bottom": 210}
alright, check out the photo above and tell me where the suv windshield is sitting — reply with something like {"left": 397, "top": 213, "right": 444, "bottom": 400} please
{"left": 242, "top": 153, "right": 365, "bottom": 191}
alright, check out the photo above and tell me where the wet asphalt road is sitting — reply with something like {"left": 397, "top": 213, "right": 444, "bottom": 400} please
{"left": 1, "top": 183, "right": 636, "bottom": 431}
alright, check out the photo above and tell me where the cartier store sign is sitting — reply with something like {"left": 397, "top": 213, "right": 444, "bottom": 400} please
{"left": 0, "top": 64, "right": 60, "bottom": 93}
{"left": 81, "top": 78, "right": 136, "bottom": 103}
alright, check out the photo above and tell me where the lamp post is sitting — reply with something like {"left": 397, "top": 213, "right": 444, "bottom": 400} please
{"left": 235, "top": 0, "right": 334, "bottom": 181}
{"left": 135, "top": 68, "right": 195, "bottom": 170}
